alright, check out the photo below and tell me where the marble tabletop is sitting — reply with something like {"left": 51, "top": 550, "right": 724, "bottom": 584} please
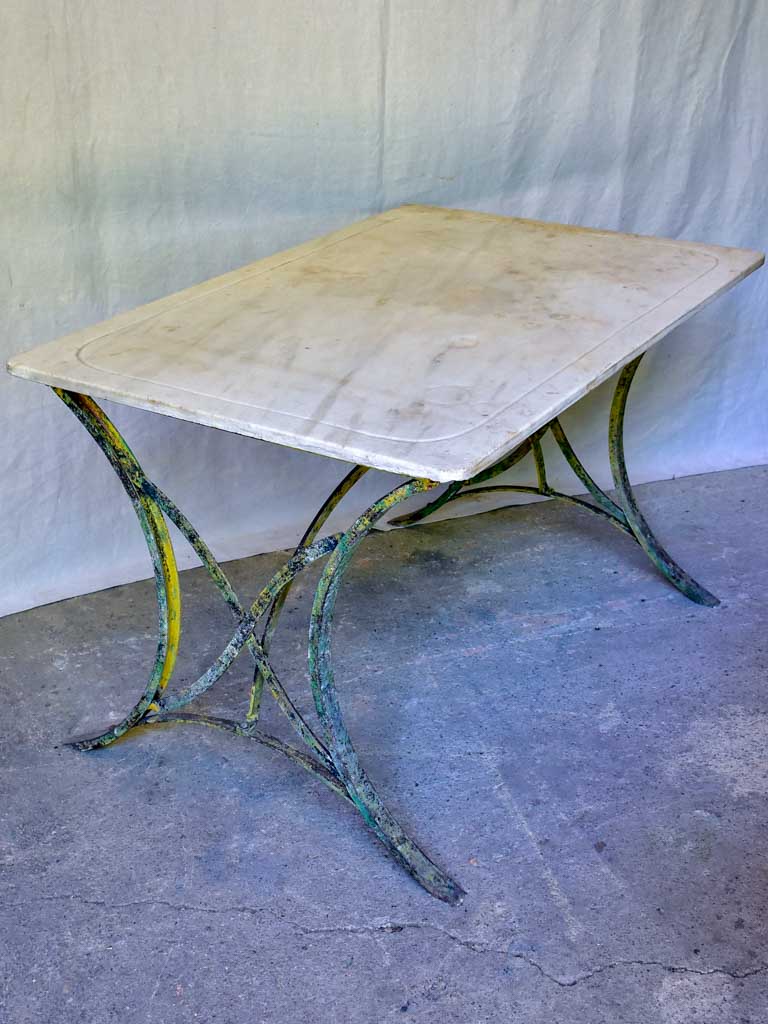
{"left": 7, "top": 205, "right": 763, "bottom": 482}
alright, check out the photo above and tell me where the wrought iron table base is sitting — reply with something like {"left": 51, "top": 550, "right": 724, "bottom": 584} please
{"left": 55, "top": 353, "right": 718, "bottom": 905}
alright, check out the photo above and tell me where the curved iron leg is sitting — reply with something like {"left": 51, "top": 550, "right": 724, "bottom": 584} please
{"left": 54, "top": 390, "right": 182, "bottom": 747}
{"left": 608, "top": 356, "right": 719, "bottom": 607}
{"left": 54, "top": 392, "right": 462, "bottom": 901}
{"left": 248, "top": 464, "right": 369, "bottom": 720}
{"left": 309, "top": 478, "right": 466, "bottom": 905}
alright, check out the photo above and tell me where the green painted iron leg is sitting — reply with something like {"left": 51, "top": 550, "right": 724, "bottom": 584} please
{"left": 54, "top": 390, "right": 181, "bottom": 748}
{"left": 248, "top": 463, "right": 369, "bottom": 722}
{"left": 392, "top": 355, "right": 719, "bottom": 608}
{"left": 52, "top": 349, "right": 717, "bottom": 905}
{"left": 607, "top": 355, "right": 719, "bottom": 607}
{"left": 308, "top": 479, "right": 466, "bottom": 905}
{"left": 54, "top": 388, "right": 464, "bottom": 903}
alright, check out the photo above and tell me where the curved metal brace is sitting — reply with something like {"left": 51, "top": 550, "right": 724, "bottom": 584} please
{"left": 249, "top": 464, "right": 369, "bottom": 721}
{"left": 144, "top": 712, "right": 352, "bottom": 802}
{"left": 549, "top": 418, "right": 628, "bottom": 525}
{"left": 55, "top": 389, "right": 341, "bottom": 769}
{"left": 444, "top": 484, "right": 636, "bottom": 537}
{"left": 54, "top": 390, "right": 181, "bottom": 750}
{"left": 389, "top": 430, "right": 544, "bottom": 527}
{"left": 531, "top": 436, "right": 548, "bottom": 492}
{"left": 54, "top": 391, "right": 463, "bottom": 901}
{"left": 158, "top": 534, "right": 339, "bottom": 712}
{"left": 388, "top": 362, "right": 718, "bottom": 609}
{"left": 308, "top": 478, "right": 466, "bottom": 905}
{"left": 608, "top": 356, "right": 719, "bottom": 607}
{"left": 387, "top": 479, "right": 464, "bottom": 527}
{"left": 141, "top": 481, "right": 337, "bottom": 765}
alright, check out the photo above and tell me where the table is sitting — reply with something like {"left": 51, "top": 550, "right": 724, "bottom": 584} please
{"left": 7, "top": 204, "right": 763, "bottom": 904}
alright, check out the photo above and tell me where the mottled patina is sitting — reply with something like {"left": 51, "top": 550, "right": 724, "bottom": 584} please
{"left": 53, "top": 354, "right": 717, "bottom": 904}
{"left": 392, "top": 355, "right": 718, "bottom": 609}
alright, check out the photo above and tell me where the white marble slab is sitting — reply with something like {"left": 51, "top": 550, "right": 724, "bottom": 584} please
{"left": 7, "top": 205, "right": 763, "bottom": 482}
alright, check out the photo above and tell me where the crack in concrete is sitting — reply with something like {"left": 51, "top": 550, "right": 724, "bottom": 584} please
{"left": 516, "top": 955, "right": 768, "bottom": 989}
{"left": 296, "top": 922, "right": 768, "bottom": 987}
{"left": 5, "top": 894, "right": 767, "bottom": 988}
{"left": 2, "top": 893, "right": 276, "bottom": 918}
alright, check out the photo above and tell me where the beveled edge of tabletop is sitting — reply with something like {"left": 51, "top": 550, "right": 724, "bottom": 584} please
{"left": 6, "top": 205, "right": 765, "bottom": 483}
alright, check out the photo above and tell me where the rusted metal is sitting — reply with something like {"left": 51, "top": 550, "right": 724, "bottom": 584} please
{"left": 55, "top": 388, "right": 463, "bottom": 903}
{"left": 143, "top": 480, "right": 335, "bottom": 764}
{"left": 157, "top": 534, "right": 340, "bottom": 713}
{"left": 308, "top": 478, "right": 466, "bottom": 905}
{"left": 54, "top": 351, "right": 717, "bottom": 904}
{"left": 607, "top": 355, "right": 719, "bottom": 607}
{"left": 549, "top": 417, "right": 628, "bottom": 525}
{"left": 471, "top": 426, "right": 551, "bottom": 485}
{"left": 443, "top": 484, "right": 636, "bottom": 536}
{"left": 392, "top": 360, "right": 719, "bottom": 607}
{"left": 249, "top": 464, "right": 369, "bottom": 722}
{"left": 388, "top": 430, "right": 544, "bottom": 527}
{"left": 531, "top": 436, "right": 548, "bottom": 492}
{"left": 54, "top": 390, "right": 181, "bottom": 749}
{"left": 144, "top": 712, "right": 352, "bottom": 802}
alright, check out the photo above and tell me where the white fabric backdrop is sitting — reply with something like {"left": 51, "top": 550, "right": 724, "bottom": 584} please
{"left": 1, "top": 0, "right": 766, "bottom": 617}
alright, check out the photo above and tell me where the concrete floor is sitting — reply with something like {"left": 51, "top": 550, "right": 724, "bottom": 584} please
{"left": 1, "top": 465, "right": 767, "bottom": 1023}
